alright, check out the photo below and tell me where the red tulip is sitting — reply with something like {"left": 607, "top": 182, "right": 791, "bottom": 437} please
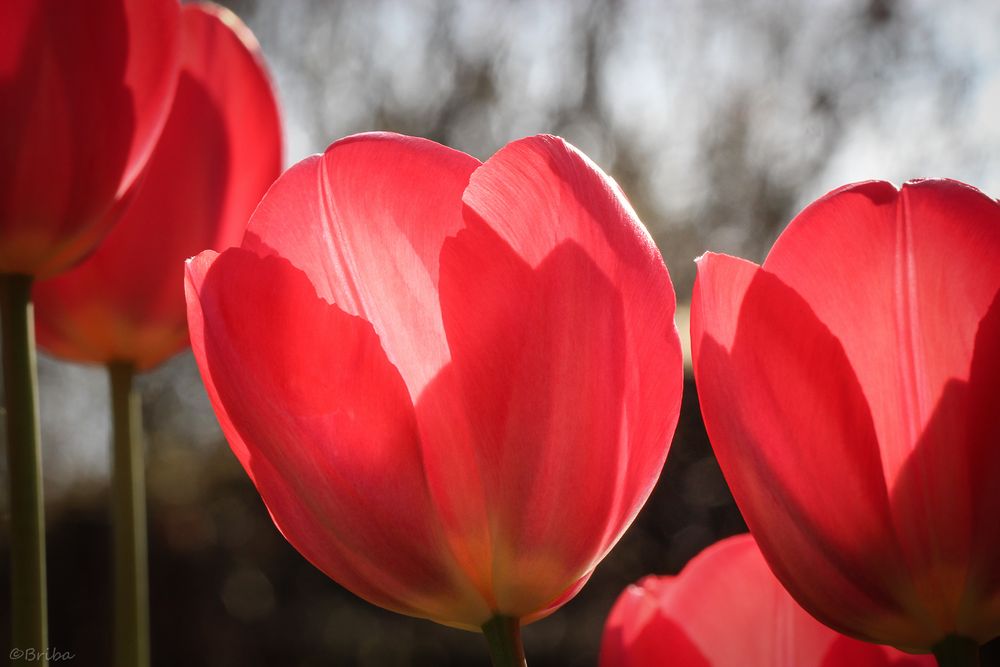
{"left": 690, "top": 180, "right": 1000, "bottom": 653}
{"left": 33, "top": 3, "right": 282, "bottom": 370}
{"left": 600, "top": 534, "right": 934, "bottom": 667}
{"left": 0, "top": 0, "right": 181, "bottom": 278}
{"left": 184, "top": 133, "right": 683, "bottom": 629}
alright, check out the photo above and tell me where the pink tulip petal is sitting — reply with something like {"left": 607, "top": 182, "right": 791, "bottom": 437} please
{"left": 414, "top": 136, "right": 681, "bottom": 617}
{"left": 764, "top": 180, "right": 1000, "bottom": 485}
{"left": 242, "top": 132, "right": 480, "bottom": 400}
{"left": 461, "top": 139, "right": 683, "bottom": 509}
{"left": 691, "top": 252, "right": 930, "bottom": 646}
{"left": 0, "top": 0, "right": 180, "bottom": 276}
{"left": 178, "top": 3, "right": 282, "bottom": 250}
{"left": 762, "top": 179, "right": 1000, "bottom": 639}
{"left": 428, "top": 224, "right": 627, "bottom": 615}
{"left": 822, "top": 637, "right": 930, "bottom": 667}
{"left": 34, "top": 3, "right": 281, "bottom": 370}
{"left": 600, "top": 578, "right": 710, "bottom": 667}
{"left": 185, "top": 248, "right": 490, "bottom": 627}
{"left": 600, "top": 535, "right": 936, "bottom": 667}
{"left": 462, "top": 134, "right": 682, "bottom": 549}
{"left": 957, "top": 290, "right": 1000, "bottom": 640}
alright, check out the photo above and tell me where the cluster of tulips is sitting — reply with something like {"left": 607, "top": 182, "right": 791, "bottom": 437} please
{"left": 2, "top": 1, "right": 998, "bottom": 666}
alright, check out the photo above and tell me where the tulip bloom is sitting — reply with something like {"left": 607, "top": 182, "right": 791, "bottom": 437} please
{"left": 600, "top": 534, "right": 934, "bottom": 667}
{"left": 185, "top": 133, "right": 682, "bottom": 642}
{"left": 691, "top": 180, "right": 1000, "bottom": 658}
{"left": 33, "top": 3, "right": 282, "bottom": 370}
{"left": 0, "top": 0, "right": 181, "bottom": 278}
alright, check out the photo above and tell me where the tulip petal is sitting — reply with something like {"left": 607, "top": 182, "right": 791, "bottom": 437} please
{"left": 0, "top": 0, "right": 180, "bottom": 276}
{"left": 462, "top": 136, "right": 682, "bottom": 547}
{"left": 764, "top": 180, "right": 1000, "bottom": 486}
{"left": 417, "top": 136, "right": 681, "bottom": 617}
{"left": 600, "top": 535, "right": 935, "bottom": 667}
{"left": 427, "top": 225, "right": 626, "bottom": 615}
{"left": 685, "top": 536, "right": 923, "bottom": 666}
{"left": 763, "top": 179, "right": 1000, "bottom": 639}
{"left": 600, "top": 578, "right": 710, "bottom": 667}
{"left": 34, "top": 4, "right": 281, "bottom": 370}
{"left": 185, "top": 248, "right": 490, "bottom": 627}
{"left": 461, "top": 139, "right": 683, "bottom": 509}
{"left": 242, "top": 132, "right": 480, "bottom": 400}
{"left": 691, "top": 252, "right": 929, "bottom": 646}
{"left": 176, "top": 3, "right": 282, "bottom": 250}
{"left": 661, "top": 536, "right": 833, "bottom": 666}
{"left": 954, "top": 289, "right": 1000, "bottom": 640}
{"left": 822, "top": 637, "right": 929, "bottom": 667}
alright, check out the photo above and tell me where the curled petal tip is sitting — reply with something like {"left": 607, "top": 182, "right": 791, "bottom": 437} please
{"left": 693, "top": 250, "right": 742, "bottom": 267}
{"left": 185, "top": 249, "right": 221, "bottom": 280}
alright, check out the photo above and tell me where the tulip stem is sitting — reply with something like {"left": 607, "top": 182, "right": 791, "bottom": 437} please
{"left": 932, "top": 635, "right": 980, "bottom": 667}
{"left": 1, "top": 274, "right": 48, "bottom": 665}
{"left": 109, "top": 361, "right": 150, "bottom": 667}
{"left": 482, "top": 615, "right": 527, "bottom": 667}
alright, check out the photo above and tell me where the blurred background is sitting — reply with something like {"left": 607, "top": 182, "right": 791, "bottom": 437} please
{"left": 3, "top": 0, "right": 1000, "bottom": 664}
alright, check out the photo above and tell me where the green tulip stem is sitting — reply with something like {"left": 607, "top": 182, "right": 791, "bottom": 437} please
{"left": 109, "top": 361, "right": 149, "bottom": 667}
{"left": 1, "top": 274, "right": 48, "bottom": 666}
{"left": 932, "top": 636, "right": 980, "bottom": 667}
{"left": 482, "top": 615, "right": 527, "bottom": 667}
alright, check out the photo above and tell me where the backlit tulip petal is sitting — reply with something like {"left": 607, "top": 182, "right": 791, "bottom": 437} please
{"left": 417, "top": 136, "right": 681, "bottom": 617}
{"left": 185, "top": 132, "right": 682, "bottom": 630}
{"left": 599, "top": 534, "right": 934, "bottom": 667}
{"left": 0, "top": 0, "right": 181, "bottom": 277}
{"left": 461, "top": 139, "right": 683, "bottom": 513}
{"left": 962, "top": 291, "right": 1000, "bottom": 641}
{"left": 691, "top": 179, "right": 1000, "bottom": 650}
{"left": 242, "top": 133, "right": 480, "bottom": 399}
{"left": 33, "top": 3, "right": 282, "bottom": 370}
{"left": 691, "top": 252, "right": 918, "bottom": 642}
{"left": 185, "top": 249, "right": 489, "bottom": 626}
